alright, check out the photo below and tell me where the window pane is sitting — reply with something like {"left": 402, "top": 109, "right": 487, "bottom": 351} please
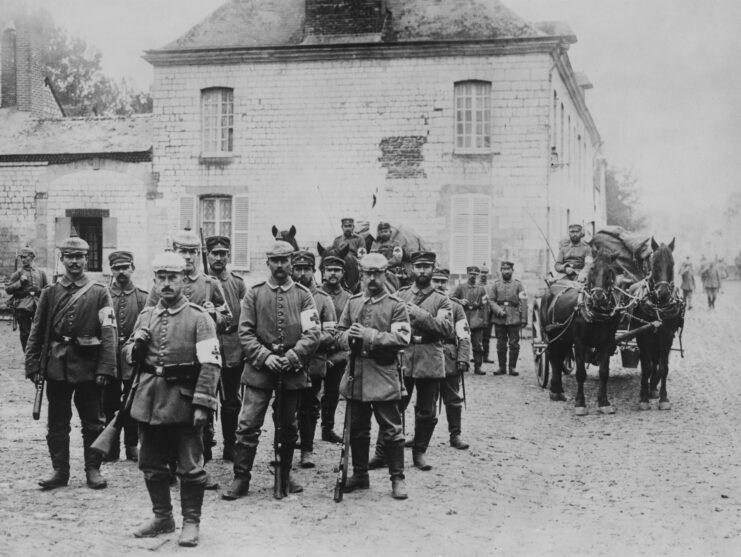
{"left": 202, "top": 88, "right": 234, "bottom": 153}
{"left": 203, "top": 199, "right": 215, "bottom": 221}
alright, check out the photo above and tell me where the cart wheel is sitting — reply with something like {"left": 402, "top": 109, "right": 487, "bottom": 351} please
{"left": 532, "top": 300, "right": 550, "bottom": 389}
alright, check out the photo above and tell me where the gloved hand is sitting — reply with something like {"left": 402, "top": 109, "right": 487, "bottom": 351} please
{"left": 95, "top": 375, "right": 110, "bottom": 387}
{"left": 131, "top": 328, "right": 150, "bottom": 363}
{"left": 456, "top": 362, "right": 469, "bottom": 373}
{"left": 29, "top": 373, "right": 40, "bottom": 384}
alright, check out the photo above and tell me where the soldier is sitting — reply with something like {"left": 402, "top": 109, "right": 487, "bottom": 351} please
{"left": 336, "top": 252, "right": 411, "bottom": 500}
{"left": 554, "top": 223, "right": 592, "bottom": 280}
{"left": 452, "top": 266, "right": 489, "bottom": 375}
{"left": 331, "top": 217, "right": 367, "bottom": 258}
{"left": 700, "top": 258, "right": 722, "bottom": 309}
{"left": 678, "top": 256, "right": 695, "bottom": 310}
{"left": 222, "top": 241, "right": 320, "bottom": 501}
{"left": 292, "top": 250, "right": 337, "bottom": 468}
{"left": 479, "top": 266, "right": 495, "bottom": 364}
{"left": 370, "top": 222, "right": 403, "bottom": 260}
{"left": 5, "top": 245, "right": 48, "bottom": 351}
{"left": 489, "top": 261, "right": 528, "bottom": 377}
{"left": 205, "top": 235, "right": 246, "bottom": 461}
{"left": 431, "top": 267, "right": 471, "bottom": 450}
{"left": 318, "top": 254, "right": 352, "bottom": 444}
{"left": 25, "top": 234, "right": 117, "bottom": 490}
{"left": 395, "top": 251, "right": 453, "bottom": 471}
{"left": 125, "top": 251, "right": 220, "bottom": 547}
{"left": 103, "top": 250, "right": 148, "bottom": 462}
{"left": 147, "top": 229, "right": 232, "bottom": 468}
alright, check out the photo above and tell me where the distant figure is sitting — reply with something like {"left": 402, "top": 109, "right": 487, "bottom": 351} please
{"left": 331, "top": 217, "right": 366, "bottom": 258}
{"left": 5, "top": 246, "right": 48, "bottom": 351}
{"left": 735, "top": 251, "right": 741, "bottom": 280}
{"left": 700, "top": 257, "right": 722, "bottom": 309}
{"left": 554, "top": 224, "right": 592, "bottom": 281}
{"left": 678, "top": 256, "right": 695, "bottom": 310}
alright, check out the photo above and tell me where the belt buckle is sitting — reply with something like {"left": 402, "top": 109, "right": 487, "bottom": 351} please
{"left": 413, "top": 335, "right": 422, "bottom": 344}
{"left": 62, "top": 335, "right": 72, "bottom": 344}
{"left": 154, "top": 366, "right": 164, "bottom": 377}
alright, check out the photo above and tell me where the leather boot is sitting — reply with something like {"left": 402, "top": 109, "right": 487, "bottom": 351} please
{"left": 277, "top": 447, "right": 302, "bottom": 499}
{"left": 220, "top": 409, "right": 238, "bottom": 462}
{"left": 39, "top": 433, "right": 70, "bottom": 490}
{"left": 222, "top": 444, "right": 256, "bottom": 500}
{"left": 387, "top": 442, "right": 408, "bottom": 500}
{"left": 102, "top": 430, "right": 120, "bottom": 462}
{"left": 345, "top": 438, "right": 369, "bottom": 492}
{"left": 446, "top": 405, "right": 469, "bottom": 450}
{"left": 473, "top": 354, "right": 485, "bottom": 375}
{"left": 84, "top": 431, "right": 108, "bottom": 489}
{"left": 300, "top": 450, "right": 315, "bottom": 469}
{"left": 320, "top": 394, "right": 340, "bottom": 442}
{"left": 368, "top": 434, "right": 387, "bottom": 469}
{"left": 412, "top": 421, "right": 436, "bottom": 471}
{"left": 179, "top": 482, "right": 204, "bottom": 547}
{"left": 125, "top": 445, "right": 139, "bottom": 462}
{"left": 508, "top": 348, "right": 520, "bottom": 376}
{"left": 133, "top": 479, "right": 175, "bottom": 538}
{"left": 494, "top": 351, "right": 507, "bottom": 375}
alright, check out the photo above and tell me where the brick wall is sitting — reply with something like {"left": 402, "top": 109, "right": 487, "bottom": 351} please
{"left": 0, "top": 162, "right": 44, "bottom": 271}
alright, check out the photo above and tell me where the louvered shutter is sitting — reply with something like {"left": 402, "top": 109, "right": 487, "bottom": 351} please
{"left": 179, "top": 195, "right": 197, "bottom": 231}
{"left": 472, "top": 197, "right": 491, "bottom": 269}
{"left": 450, "top": 195, "right": 491, "bottom": 274}
{"left": 451, "top": 196, "right": 471, "bottom": 274}
{"left": 232, "top": 194, "right": 250, "bottom": 270}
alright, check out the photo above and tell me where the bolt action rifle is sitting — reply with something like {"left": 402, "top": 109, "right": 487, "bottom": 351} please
{"left": 272, "top": 343, "right": 287, "bottom": 500}
{"left": 334, "top": 338, "right": 359, "bottom": 503}
{"left": 10, "top": 251, "right": 19, "bottom": 332}
{"left": 32, "top": 287, "right": 53, "bottom": 421}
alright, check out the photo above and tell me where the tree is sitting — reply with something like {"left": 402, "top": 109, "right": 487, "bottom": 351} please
{"left": 604, "top": 166, "right": 647, "bottom": 231}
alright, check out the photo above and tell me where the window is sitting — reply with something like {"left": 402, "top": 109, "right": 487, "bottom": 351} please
{"left": 201, "top": 88, "right": 234, "bottom": 154}
{"left": 72, "top": 217, "right": 103, "bottom": 272}
{"left": 450, "top": 194, "right": 491, "bottom": 274}
{"left": 454, "top": 81, "right": 491, "bottom": 153}
{"left": 179, "top": 194, "right": 250, "bottom": 270}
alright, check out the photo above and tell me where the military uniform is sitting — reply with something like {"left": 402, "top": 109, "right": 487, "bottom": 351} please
{"left": 223, "top": 241, "right": 321, "bottom": 501}
{"left": 336, "top": 252, "right": 411, "bottom": 499}
{"left": 678, "top": 259, "right": 695, "bottom": 310}
{"left": 489, "top": 261, "right": 528, "bottom": 376}
{"left": 332, "top": 217, "right": 367, "bottom": 258}
{"left": 555, "top": 224, "right": 592, "bottom": 280}
{"left": 452, "top": 266, "right": 489, "bottom": 374}
{"left": 5, "top": 247, "right": 48, "bottom": 351}
{"left": 125, "top": 251, "right": 220, "bottom": 547}
{"left": 700, "top": 260, "right": 722, "bottom": 309}
{"left": 479, "top": 268, "right": 495, "bottom": 363}
{"left": 104, "top": 250, "right": 148, "bottom": 461}
{"left": 25, "top": 235, "right": 117, "bottom": 490}
{"left": 205, "top": 235, "right": 247, "bottom": 461}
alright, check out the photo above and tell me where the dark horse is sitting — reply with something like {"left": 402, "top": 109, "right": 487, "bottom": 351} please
{"left": 629, "top": 238, "right": 683, "bottom": 410}
{"left": 541, "top": 249, "right": 623, "bottom": 415}
{"left": 272, "top": 225, "right": 299, "bottom": 251}
{"left": 316, "top": 243, "right": 361, "bottom": 293}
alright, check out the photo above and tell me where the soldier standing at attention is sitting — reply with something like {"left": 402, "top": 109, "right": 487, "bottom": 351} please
{"left": 125, "top": 251, "right": 221, "bottom": 547}
{"left": 554, "top": 223, "right": 592, "bottom": 280}
{"left": 318, "top": 254, "right": 352, "bottom": 444}
{"left": 700, "top": 258, "right": 722, "bottom": 309}
{"left": 103, "top": 250, "right": 148, "bottom": 462}
{"left": 25, "top": 234, "right": 117, "bottom": 490}
{"left": 336, "top": 252, "right": 411, "bottom": 499}
{"left": 479, "top": 266, "right": 495, "bottom": 364}
{"left": 431, "top": 267, "right": 471, "bottom": 450}
{"left": 489, "top": 261, "right": 528, "bottom": 377}
{"left": 452, "top": 266, "right": 489, "bottom": 375}
{"left": 331, "top": 217, "right": 367, "bottom": 258}
{"left": 5, "top": 245, "right": 48, "bottom": 351}
{"left": 292, "top": 250, "right": 337, "bottom": 468}
{"left": 222, "top": 241, "right": 320, "bottom": 501}
{"left": 205, "top": 235, "right": 246, "bottom": 461}
{"left": 678, "top": 256, "right": 695, "bottom": 310}
{"left": 396, "top": 251, "right": 453, "bottom": 471}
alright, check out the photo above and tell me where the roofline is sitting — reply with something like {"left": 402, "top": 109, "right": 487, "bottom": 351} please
{"left": 143, "top": 35, "right": 575, "bottom": 66}
{"left": 552, "top": 47, "right": 602, "bottom": 148}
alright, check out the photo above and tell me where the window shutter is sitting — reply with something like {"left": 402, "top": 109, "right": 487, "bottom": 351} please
{"left": 450, "top": 194, "right": 491, "bottom": 274}
{"left": 472, "top": 197, "right": 490, "bottom": 269}
{"left": 451, "top": 196, "right": 471, "bottom": 274}
{"left": 55, "top": 217, "right": 72, "bottom": 242}
{"left": 179, "top": 195, "right": 197, "bottom": 230}
{"left": 231, "top": 194, "right": 250, "bottom": 270}
{"left": 102, "top": 217, "right": 118, "bottom": 248}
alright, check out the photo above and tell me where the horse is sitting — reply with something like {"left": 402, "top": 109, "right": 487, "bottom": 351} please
{"left": 272, "top": 225, "right": 299, "bottom": 251}
{"left": 540, "top": 249, "right": 623, "bottom": 415}
{"left": 316, "top": 243, "right": 361, "bottom": 293}
{"left": 629, "top": 238, "right": 683, "bottom": 410}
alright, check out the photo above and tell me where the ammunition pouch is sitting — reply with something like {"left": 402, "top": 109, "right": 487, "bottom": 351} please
{"left": 370, "top": 347, "right": 398, "bottom": 366}
{"left": 53, "top": 334, "right": 102, "bottom": 353}
{"left": 141, "top": 363, "right": 200, "bottom": 384}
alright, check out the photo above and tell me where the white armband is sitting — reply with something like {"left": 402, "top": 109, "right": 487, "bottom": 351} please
{"left": 98, "top": 306, "right": 116, "bottom": 328}
{"left": 391, "top": 321, "right": 411, "bottom": 343}
{"left": 301, "top": 309, "right": 320, "bottom": 332}
{"left": 436, "top": 308, "right": 451, "bottom": 320}
{"left": 455, "top": 319, "right": 471, "bottom": 340}
{"left": 196, "top": 337, "right": 222, "bottom": 366}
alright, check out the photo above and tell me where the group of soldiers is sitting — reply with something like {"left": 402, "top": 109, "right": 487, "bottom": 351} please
{"left": 6, "top": 219, "right": 535, "bottom": 549}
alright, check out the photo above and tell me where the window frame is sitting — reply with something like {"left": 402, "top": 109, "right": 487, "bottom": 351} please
{"left": 201, "top": 87, "right": 234, "bottom": 156}
{"left": 454, "top": 80, "right": 492, "bottom": 154}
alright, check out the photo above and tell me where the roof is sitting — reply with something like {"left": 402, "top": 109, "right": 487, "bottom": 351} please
{"left": 159, "top": 0, "right": 550, "bottom": 51}
{"left": 0, "top": 109, "right": 152, "bottom": 157}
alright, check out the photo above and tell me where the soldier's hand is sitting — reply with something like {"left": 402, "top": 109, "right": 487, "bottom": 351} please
{"left": 498, "top": 310, "right": 506, "bottom": 318}
{"left": 29, "top": 373, "right": 40, "bottom": 384}
{"left": 95, "top": 375, "right": 110, "bottom": 387}
{"left": 203, "top": 301, "right": 216, "bottom": 315}
{"left": 193, "top": 407, "right": 209, "bottom": 427}
{"left": 20, "top": 274, "right": 29, "bottom": 284}
{"left": 132, "top": 328, "right": 151, "bottom": 343}
{"left": 456, "top": 362, "right": 469, "bottom": 373}
{"left": 265, "top": 354, "right": 284, "bottom": 372}
{"left": 348, "top": 323, "right": 366, "bottom": 339}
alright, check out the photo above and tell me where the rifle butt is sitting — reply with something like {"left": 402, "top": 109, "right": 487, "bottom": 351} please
{"left": 333, "top": 400, "right": 352, "bottom": 503}
{"left": 32, "top": 379, "right": 44, "bottom": 420}
{"left": 90, "top": 413, "right": 122, "bottom": 456}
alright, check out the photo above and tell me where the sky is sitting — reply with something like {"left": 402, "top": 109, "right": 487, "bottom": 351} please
{"left": 17, "top": 0, "right": 741, "bottom": 250}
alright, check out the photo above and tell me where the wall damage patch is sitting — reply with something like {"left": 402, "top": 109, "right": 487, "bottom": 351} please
{"left": 378, "top": 136, "right": 427, "bottom": 179}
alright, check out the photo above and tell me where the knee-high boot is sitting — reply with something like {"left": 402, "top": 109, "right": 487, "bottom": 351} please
{"left": 412, "top": 420, "right": 437, "bottom": 471}
{"left": 508, "top": 347, "right": 520, "bottom": 376}
{"left": 222, "top": 443, "right": 256, "bottom": 500}
{"left": 386, "top": 441, "right": 408, "bottom": 500}
{"left": 345, "top": 438, "right": 370, "bottom": 492}
{"left": 133, "top": 479, "right": 175, "bottom": 538}
{"left": 178, "top": 482, "right": 205, "bottom": 547}
{"left": 368, "top": 431, "right": 387, "bottom": 469}
{"left": 83, "top": 428, "right": 107, "bottom": 489}
{"left": 446, "top": 405, "right": 469, "bottom": 450}
{"left": 39, "top": 433, "right": 70, "bottom": 489}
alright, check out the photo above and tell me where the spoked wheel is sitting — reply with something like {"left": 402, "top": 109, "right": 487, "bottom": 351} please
{"left": 531, "top": 299, "right": 550, "bottom": 389}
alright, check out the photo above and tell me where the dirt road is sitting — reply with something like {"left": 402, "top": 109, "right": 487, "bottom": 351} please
{"left": 1, "top": 283, "right": 740, "bottom": 557}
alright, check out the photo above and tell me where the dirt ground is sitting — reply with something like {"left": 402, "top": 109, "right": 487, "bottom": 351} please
{"left": 1, "top": 283, "right": 740, "bottom": 557}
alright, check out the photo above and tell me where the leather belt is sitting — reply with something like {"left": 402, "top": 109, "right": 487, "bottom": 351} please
{"left": 141, "top": 363, "right": 200, "bottom": 383}
{"left": 52, "top": 334, "right": 74, "bottom": 344}
{"left": 412, "top": 334, "right": 440, "bottom": 345}
{"left": 496, "top": 301, "right": 514, "bottom": 306}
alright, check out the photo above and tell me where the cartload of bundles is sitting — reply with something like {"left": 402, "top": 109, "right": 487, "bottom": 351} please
{"left": 590, "top": 225, "right": 652, "bottom": 285}
{"left": 354, "top": 220, "right": 427, "bottom": 271}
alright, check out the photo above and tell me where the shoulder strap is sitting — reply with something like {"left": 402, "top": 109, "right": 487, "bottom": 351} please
{"left": 51, "top": 280, "right": 98, "bottom": 331}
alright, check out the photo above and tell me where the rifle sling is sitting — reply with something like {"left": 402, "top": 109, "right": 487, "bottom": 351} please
{"left": 50, "top": 279, "right": 97, "bottom": 332}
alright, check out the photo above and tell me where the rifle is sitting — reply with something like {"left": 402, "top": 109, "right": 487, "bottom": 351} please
{"left": 334, "top": 338, "right": 359, "bottom": 503}
{"left": 397, "top": 350, "right": 406, "bottom": 436}
{"left": 272, "top": 343, "right": 287, "bottom": 500}
{"left": 32, "top": 288, "right": 54, "bottom": 420}
{"left": 11, "top": 252, "right": 19, "bottom": 332}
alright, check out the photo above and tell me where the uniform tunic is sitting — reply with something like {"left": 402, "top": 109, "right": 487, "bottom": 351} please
{"left": 238, "top": 277, "right": 321, "bottom": 391}
{"left": 554, "top": 240, "right": 592, "bottom": 274}
{"left": 336, "top": 290, "right": 411, "bottom": 402}
{"left": 395, "top": 285, "right": 453, "bottom": 379}
{"left": 25, "top": 275, "right": 117, "bottom": 383}
{"left": 489, "top": 279, "right": 527, "bottom": 326}
{"left": 305, "top": 283, "right": 337, "bottom": 380}
{"left": 110, "top": 282, "right": 148, "bottom": 380}
{"left": 5, "top": 265, "right": 48, "bottom": 313}
{"left": 320, "top": 284, "right": 352, "bottom": 366}
{"left": 211, "top": 269, "right": 247, "bottom": 368}
{"left": 331, "top": 233, "right": 366, "bottom": 258}
{"left": 451, "top": 283, "right": 489, "bottom": 329}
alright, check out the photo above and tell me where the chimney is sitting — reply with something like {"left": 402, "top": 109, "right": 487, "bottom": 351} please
{"left": 305, "top": 0, "right": 385, "bottom": 38}
{"left": 1, "top": 26, "right": 17, "bottom": 108}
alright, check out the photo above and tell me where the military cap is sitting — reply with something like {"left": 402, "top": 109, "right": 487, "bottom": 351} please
{"left": 205, "top": 235, "right": 230, "bottom": 252}
{"left": 568, "top": 223, "right": 583, "bottom": 231}
{"left": 109, "top": 250, "right": 134, "bottom": 266}
{"left": 341, "top": 217, "right": 354, "bottom": 225}
{"left": 321, "top": 255, "right": 345, "bottom": 269}
{"left": 172, "top": 229, "right": 201, "bottom": 250}
{"left": 266, "top": 240, "right": 295, "bottom": 258}
{"left": 19, "top": 246, "right": 36, "bottom": 257}
{"left": 377, "top": 221, "right": 391, "bottom": 231}
{"left": 291, "top": 250, "right": 315, "bottom": 267}
{"left": 466, "top": 265, "right": 480, "bottom": 273}
{"left": 500, "top": 260, "right": 514, "bottom": 269}
{"left": 152, "top": 251, "right": 185, "bottom": 273}
{"left": 410, "top": 251, "right": 436, "bottom": 265}
{"left": 480, "top": 266, "right": 489, "bottom": 276}
{"left": 431, "top": 267, "right": 450, "bottom": 280}
{"left": 58, "top": 233, "right": 89, "bottom": 254}
{"left": 360, "top": 252, "right": 388, "bottom": 272}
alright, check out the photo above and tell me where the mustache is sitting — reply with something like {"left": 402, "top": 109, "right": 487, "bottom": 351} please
{"left": 161, "top": 287, "right": 174, "bottom": 293}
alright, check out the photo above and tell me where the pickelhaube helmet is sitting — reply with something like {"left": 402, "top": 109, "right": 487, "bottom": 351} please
{"left": 172, "top": 229, "right": 201, "bottom": 250}
{"left": 58, "top": 232, "right": 89, "bottom": 254}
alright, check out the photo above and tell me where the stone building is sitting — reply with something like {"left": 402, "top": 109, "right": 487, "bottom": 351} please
{"left": 143, "top": 0, "right": 605, "bottom": 288}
